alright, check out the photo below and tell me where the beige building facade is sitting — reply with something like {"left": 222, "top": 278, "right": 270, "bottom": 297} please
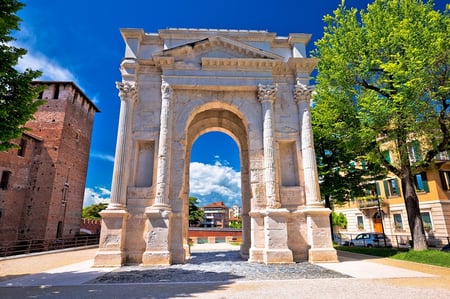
{"left": 94, "top": 28, "right": 337, "bottom": 266}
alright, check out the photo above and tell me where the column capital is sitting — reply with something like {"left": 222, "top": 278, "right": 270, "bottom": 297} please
{"left": 161, "top": 80, "right": 173, "bottom": 99}
{"left": 116, "top": 81, "right": 138, "bottom": 102}
{"left": 257, "top": 84, "right": 277, "bottom": 103}
{"left": 294, "top": 83, "right": 314, "bottom": 103}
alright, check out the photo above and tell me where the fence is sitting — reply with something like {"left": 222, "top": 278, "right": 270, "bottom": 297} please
{"left": 341, "top": 232, "right": 449, "bottom": 249}
{"left": 0, "top": 234, "right": 100, "bottom": 257}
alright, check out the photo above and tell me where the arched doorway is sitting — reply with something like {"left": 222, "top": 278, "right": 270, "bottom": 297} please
{"left": 184, "top": 108, "right": 251, "bottom": 259}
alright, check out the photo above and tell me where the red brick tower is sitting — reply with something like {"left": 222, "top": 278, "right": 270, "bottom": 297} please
{"left": 0, "top": 81, "right": 99, "bottom": 245}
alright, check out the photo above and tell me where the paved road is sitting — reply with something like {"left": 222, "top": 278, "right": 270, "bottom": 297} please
{"left": 1, "top": 244, "right": 450, "bottom": 298}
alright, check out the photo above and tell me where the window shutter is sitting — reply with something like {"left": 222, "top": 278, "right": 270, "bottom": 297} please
{"left": 383, "top": 180, "right": 390, "bottom": 197}
{"left": 394, "top": 178, "right": 400, "bottom": 195}
{"left": 439, "top": 171, "right": 448, "bottom": 191}
{"left": 421, "top": 172, "right": 429, "bottom": 193}
{"left": 375, "top": 182, "right": 381, "bottom": 196}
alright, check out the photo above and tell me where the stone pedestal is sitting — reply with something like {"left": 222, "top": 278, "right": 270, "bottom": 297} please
{"left": 248, "top": 210, "right": 265, "bottom": 262}
{"left": 141, "top": 206, "right": 172, "bottom": 265}
{"left": 304, "top": 205, "right": 338, "bottom": 263}
{"left": 263, "top": 208, "right": 293, "bottom": 264}
{"left": 93, "top": 209, "right": 128, "bottom": 267}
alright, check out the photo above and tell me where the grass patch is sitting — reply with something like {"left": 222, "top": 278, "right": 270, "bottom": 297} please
{"left": 336, "top": 246, "right": 450, "bottom": 268}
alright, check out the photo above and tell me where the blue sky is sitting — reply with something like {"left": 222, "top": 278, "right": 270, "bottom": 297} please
{"left": 13, "top": 0, "right": 446, "bottom": 208}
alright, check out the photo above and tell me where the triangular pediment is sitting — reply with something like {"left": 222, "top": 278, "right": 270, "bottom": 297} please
{"left": 152, "top": 36, "right": 283, "bottom": 70}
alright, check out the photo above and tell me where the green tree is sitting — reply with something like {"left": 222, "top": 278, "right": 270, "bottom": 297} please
{"left": 189, "top": 196, "right": 204, "bottom": 226}
{"left": 82, "top": 203, "right": 108, "bottom": 219}
{"left": 313, "top": 0, "right": 449, "bottom": 250}
{"left": 0, "top": 0, "right": 44, "bottom": 151}
{"left": 229, "top": 216, "right": 242, "bottom": 229}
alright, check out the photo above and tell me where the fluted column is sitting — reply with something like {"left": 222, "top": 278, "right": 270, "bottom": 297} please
{"left": 294, "top": 83, "right": 322, "bottom": 207}
{"left": 109, "top": 82, "right": 137, "bottom": 209}
{"left": 153, "top": 80, "right": 173, "bottom": 208}
{"left": 257, "top": 84, "right": 280, "bottom": 209}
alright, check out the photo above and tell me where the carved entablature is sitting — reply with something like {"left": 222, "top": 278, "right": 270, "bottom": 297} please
{"left": 257, "top": 84, "right": 277, "bottom": 103}
{"left": 294, "top": 83, "right": 314, "bottom": 103}
{"left": 152, "top": 35, "right": 283, "bottom": 71}
{"left": 116, "top": 81, "right": 138, "bottom": 103}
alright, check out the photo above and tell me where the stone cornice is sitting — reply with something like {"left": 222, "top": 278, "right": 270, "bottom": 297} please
{"left": 158, "top": 28, "right": 277, "bottom": 43}
{"left": 287, "top": 57, "right": 319, "bottom": 75}
{"left": 288, "top": 34, "right": 312, "bottom": 46}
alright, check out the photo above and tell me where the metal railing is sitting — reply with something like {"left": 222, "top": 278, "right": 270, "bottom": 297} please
{"left": 341, "top": 232, "right": 449, "bottom": 249}
{"left": 0, "top": 234, "right": 100, "bottom": 257}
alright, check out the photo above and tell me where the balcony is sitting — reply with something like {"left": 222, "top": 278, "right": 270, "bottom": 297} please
{"left": 356, "top": 196, "right": 386, "bottom": 209}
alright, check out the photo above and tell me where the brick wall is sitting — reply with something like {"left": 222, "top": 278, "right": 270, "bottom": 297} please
{"left": 0, "top": 82, "right": 98, "bottom": 245}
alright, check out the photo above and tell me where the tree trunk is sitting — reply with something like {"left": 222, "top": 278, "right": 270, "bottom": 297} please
{"left": 401, "top": 175, "right": 427, "bottom": 250}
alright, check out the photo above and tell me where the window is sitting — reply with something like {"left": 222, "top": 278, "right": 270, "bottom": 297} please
{"left": 413, "top": 172, "right": 429, "bottom": 193}
{"left": 357, "top": 216, "right": 364, "bottom": 230}
{"left": 384, "top": 178, "right": 400, "bottom": 197}
{"left": 53, "top": 84, "right": 60, "bottom": 99}
{"left": 17, "top": 138, "right": 27, "bottom": 157}
{"left": 408, "top": 140, "right": 422, "bottom": 163}
{"left": 421, "top": 212, "right": 433, "bottom": 231}
{"left": 0, "top": 171, "right": 11, "bottom": 190}
{"left": 439, "top": 170, "right": 450, "bottom": 190}
{"left": 393, "top": 213, "right": 403, "bottom": 230}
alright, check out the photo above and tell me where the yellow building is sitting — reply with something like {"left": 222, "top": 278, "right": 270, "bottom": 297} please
{"left": 334, "top": 150, "right": 450, "bottom": 248}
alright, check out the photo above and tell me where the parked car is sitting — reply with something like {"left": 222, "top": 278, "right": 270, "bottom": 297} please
{"left": 441, "top": 244, "right": 450, "bottom": 252}
{"left": 333, "top": 233, "right": 350, "bottom": 246}
{"left": 349, "top": 233, "right": 392, "bottom": 248}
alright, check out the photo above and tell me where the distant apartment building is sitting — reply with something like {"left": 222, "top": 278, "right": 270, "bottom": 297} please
{"left": 201, "top": 201, "right": 230, "bottom": 228}
{"left": 334, "top": 142, "right": 450, "bottom": 247}
{"left": 0, "top": 81, "right": 99, "bottom": 247}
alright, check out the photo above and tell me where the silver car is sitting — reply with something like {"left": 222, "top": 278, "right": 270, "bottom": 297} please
{"left": 350, "top": 233, "right": 392, "bottom": 248}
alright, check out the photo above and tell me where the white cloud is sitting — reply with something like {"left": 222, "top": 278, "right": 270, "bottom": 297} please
{"left": 17, "top": 48, "right": 76, "bottom": 82}
{"left": 189, "top": 162, "right": 241, "bottom": 207}
{"left": 83, "top": 186, "right": 110, "bottom": 207}
{"left": 90, "top": 152, "right": 115, "bottom": 163}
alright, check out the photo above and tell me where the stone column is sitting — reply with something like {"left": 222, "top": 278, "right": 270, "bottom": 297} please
{"left": 153, "top": 80, "right": 173, "bottom": 208}
{"left": 294, "top": 83, "right": 321, "bottom": 208}
{"left": 257, "top": 84, "right": 280, "bottom": 209}
{"left": 109, "top": 82, "right": 138, "bottom": 209}
{"left": 142, "top": 79, "right": 173, "bottom": 265}
{"left": 94, "top": 82, "right": 136, "bottom": 267}
{"left": 294, "top": 83, "right": 338, "bottom": 263}
{"left": 256, "top": 84, "right": 293, "bottom": 264}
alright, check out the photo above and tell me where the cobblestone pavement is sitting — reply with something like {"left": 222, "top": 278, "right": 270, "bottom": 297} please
{"left": 91, "top": 250, "right": 349, "bottom": 284}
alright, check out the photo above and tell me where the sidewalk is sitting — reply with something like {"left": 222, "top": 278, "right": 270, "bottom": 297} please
{"left": 1, "top": 245, "right": 450, "bottom": 298}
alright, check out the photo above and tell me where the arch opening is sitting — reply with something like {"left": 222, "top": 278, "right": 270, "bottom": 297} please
{"left": 183, "top": 108, "right": 251, "bottom": 259}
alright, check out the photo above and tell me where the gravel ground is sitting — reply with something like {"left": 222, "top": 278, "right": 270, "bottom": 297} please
{"left": 92, "top": 250, "right": 349, "bottom": 284}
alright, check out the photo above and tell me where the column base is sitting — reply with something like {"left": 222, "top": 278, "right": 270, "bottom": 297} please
{"left": 263, "top": 249, "right": 294, "bottom": 264}
{"left": 142, "top": 251, "right": 171, "bottom": 265}
{"left": 308, "top": 248, "right": 338, "bottom": 263}
{"left": 248, "top": 248, "right": 264, "bottom": 263}
{"left": 93, "top": 251, "right": 125, "bottom": 267}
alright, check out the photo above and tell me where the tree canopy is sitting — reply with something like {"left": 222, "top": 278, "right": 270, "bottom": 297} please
{"left": 82, "top": 203, "right": 108, "bottom": 219}
{"left": 189, "top": 196, "right": 204, "bottom": 226}
{"left": 313, "top": 0, "right": 449, "bottom": 250}
{"left": 0, "top": 0, "right": 43, "bottom": 151}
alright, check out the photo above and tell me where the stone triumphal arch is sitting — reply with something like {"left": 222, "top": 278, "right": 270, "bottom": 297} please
{"left": 94, "top": 28, "right": 337, "bottom": 266}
